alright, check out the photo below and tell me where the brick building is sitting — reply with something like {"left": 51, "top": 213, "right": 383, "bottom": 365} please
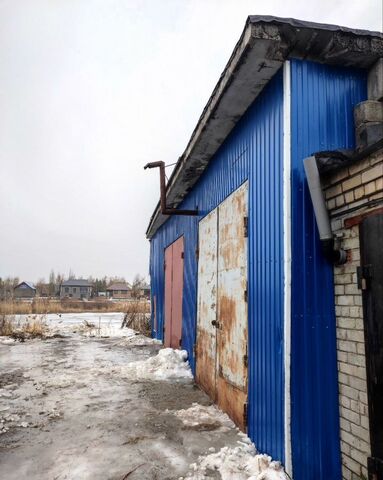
{"left": 313, "top": 59, "right": 383, "bottom": 480}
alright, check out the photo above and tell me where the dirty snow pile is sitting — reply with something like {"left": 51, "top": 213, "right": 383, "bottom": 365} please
{"left": 113, "top": 348, "right": 193, "bottom": 382}
{"left": 173, "top": 403, "right": 233, "bottom": 432}
{"left": 116, "top": 333, "right": 162, "bottom": 346}
{"left": 181, "top": 441, "right": 288, "bottom": 480}
{"left": 81, "top": 324, "right": 135, "bottom": 338}
{"left": 176, "top": 404, "right": 289, "bottom": 480}
{"left": 0, "top": 337, "right": 17, "bottom": 345}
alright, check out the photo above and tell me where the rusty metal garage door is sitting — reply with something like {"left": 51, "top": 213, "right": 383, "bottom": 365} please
{"left": 196, "top": 209, "right": 218, "bottom": 400}
{"left": 164, "top": 236, "right": 184, "bottom": 349}
{"left": 196, "top": 182, "right": 248, "bottom": 430}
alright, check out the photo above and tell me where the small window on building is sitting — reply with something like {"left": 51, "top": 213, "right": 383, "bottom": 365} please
{"left": 73, "top": 288, "right": 76, "bottom": 293}
{"left": 65, "top": 287, "right": 69, "bottom": 293}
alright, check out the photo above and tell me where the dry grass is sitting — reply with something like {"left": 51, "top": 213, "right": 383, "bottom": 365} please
{"left": 0, "top": 315, "right": 14, "bottom": 336}
{"left": 121, "top": 299, "right": 151, "bottom": 336}
{"left": 22, "top": 317, "right": 47, "bottom": 337}
{"left": 0, "top": 314, "right": 47, "bottom": 339}
{"left": 0, "top": 299, "right": 150, "bottom": 315}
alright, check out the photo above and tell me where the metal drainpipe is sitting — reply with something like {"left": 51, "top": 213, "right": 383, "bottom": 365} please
{"left": 144, "top": 161, "right": 199, "bottom": 216}
{"left": 303, "top": 156, "right": 347, "bottom": 265}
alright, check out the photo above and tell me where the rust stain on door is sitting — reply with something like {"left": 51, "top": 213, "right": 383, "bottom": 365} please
{"left": 196, "top": 182, "right": 248, "bottom": 431}
{"left": 217, "top": 182, "right": 248, "bottom": 429}
{"left": 164, "top": 236, "right": 184, "bottom": 349}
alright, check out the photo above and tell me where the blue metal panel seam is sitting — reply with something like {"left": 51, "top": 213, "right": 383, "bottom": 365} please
{"left": 290, "top": 59, "right": 367, "bottom": 480}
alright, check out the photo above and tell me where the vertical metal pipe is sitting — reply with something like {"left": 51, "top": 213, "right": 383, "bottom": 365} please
{"left": 144, "top": 162, "right": 198, "bottom": 216}
{"left": 303, "top": 155, "right": 347, "bottom": 264}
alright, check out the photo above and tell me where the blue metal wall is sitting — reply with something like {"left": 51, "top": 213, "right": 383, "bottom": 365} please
{"left": 290, "top": 59, "right": 367, "bottom": 480}
{"left": 247, "top": 72, "right": 284, "bottom": 463}
{"left": 149, "top": 70, "right": 285, "bottom": 461}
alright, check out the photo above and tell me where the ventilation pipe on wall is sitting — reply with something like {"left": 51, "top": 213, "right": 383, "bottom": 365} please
{"left": 304, "top": 156, "right": 347, "bottom": 265}
{"left": 144, "top": 161, "right": 199, "bottom": 216}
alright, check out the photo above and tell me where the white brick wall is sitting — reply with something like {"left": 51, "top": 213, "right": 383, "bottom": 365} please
{"left": 323, "top": 148, "right": 383, "bottom": 480}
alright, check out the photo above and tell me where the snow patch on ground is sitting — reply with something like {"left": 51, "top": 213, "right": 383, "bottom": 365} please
{"left": 7, "top": 313, "right": 155, "bottom": 342}
{"left": 181, "top": 444, "right": 288, "bottom": 480}
{"left": 0, "top": 336, "right": 17, "bottom": 345}
{"left": 173, "top": 403, "right": 233, "bottom": 431}
{"left": 109, "top": 348, "right": 193, "bottom": 382}
{"left": 116, "top": 333, "right": 162, "bottom": 346}
{"left": 174, "top": 404, "right": 288, "bottom": 480}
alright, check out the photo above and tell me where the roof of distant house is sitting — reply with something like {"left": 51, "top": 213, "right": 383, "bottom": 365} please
{"left": 107, "top": 283, "right": 131, "bottom": 291}
{"left": 14, "top": 281, "right": 36, "bottom": 290}
{"left": 61, "top": 279, "right": 92, "bottom": 287}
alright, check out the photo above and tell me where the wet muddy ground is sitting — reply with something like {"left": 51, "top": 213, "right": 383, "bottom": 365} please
{"left": 0, "top": 322, "right": 244, "bottom": 480}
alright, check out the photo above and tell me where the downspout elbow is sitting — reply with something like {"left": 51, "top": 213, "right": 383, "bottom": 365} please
{"left": 303, "top": 156, "right": 347, "bottom": 265}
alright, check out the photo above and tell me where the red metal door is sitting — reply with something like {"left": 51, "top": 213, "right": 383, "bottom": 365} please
{"left": 164, "top": 236, "right": 184, "bottom": 349}
{"left": 164, "top": 243, "right": 173, "bottom": 348}
{"left": 171, "top": 237, "right": 184, "bottom": 348}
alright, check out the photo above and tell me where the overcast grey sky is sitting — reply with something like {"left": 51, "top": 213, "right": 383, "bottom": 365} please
{"left": 0, "top": 0, "right": 381, "bottom": 282}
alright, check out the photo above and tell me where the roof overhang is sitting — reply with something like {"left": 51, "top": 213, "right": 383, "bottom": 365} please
{"left": 146, "top": 16, "right": 383, "bottom": 239}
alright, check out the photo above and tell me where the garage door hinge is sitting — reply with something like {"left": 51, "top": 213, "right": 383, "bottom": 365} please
{"left": 193, "top": 343, "right": 197, "bottom": 356}
{"left": 357, "top": 265, "right": 372, "bottom": 290}
{"left": 243, "top": 402, "right": 248, "bottom": 425}
{"left": 244, "top": 289, "right": 248, "bottom": 302}
{"left": 244, "top": 216, "right": 248, "bottom": 238}
{"left": 181, "top": 251, "right": 184, "bottom": 259}
{"left": 195, "top": 247, "right": 199, "bottom": 260}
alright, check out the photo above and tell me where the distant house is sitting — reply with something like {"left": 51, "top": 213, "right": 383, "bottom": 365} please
{"left": 14, "top": 281, "right": 36, "bottom": 299}
{"left": 106, "top": 283, "right": 131, "bottom": 299}
{"left": 60, "top": 280, "right": 92, "bottom": 300}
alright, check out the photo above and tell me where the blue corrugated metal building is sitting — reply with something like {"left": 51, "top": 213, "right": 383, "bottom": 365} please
{"left": 146, "top": 16, "right": 381, "bottom": 479}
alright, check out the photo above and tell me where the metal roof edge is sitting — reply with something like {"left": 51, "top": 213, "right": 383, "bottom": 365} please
{"left": 248, "top": 15, "right": 383, "bottom": 38}
{"left": 146, "top": 16, "right": 383, "bottom": 239}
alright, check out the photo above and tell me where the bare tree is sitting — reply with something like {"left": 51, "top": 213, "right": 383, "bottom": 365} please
{"left": 131, "top": 274, "right": 145, "bottom": 299}
{"left": 48, "top": 270, "right": 56, "bottom": 297}
{"left": 68, "top": 269, "right": 76, "bottom": 280}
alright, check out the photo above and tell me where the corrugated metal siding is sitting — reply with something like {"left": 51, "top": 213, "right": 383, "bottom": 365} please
{"left": 247, "top": 74, "right": 284, "bottom": 462}
{"left": 290, "top": 59, "right": 367, "bottom": 480}
{"left": 149, "top": 71, "right": 285, "bottom": 461}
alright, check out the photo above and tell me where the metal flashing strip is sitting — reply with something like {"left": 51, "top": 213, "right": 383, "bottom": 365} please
{"left": 283, "top": 60, "right": 292, "bottom": 476}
